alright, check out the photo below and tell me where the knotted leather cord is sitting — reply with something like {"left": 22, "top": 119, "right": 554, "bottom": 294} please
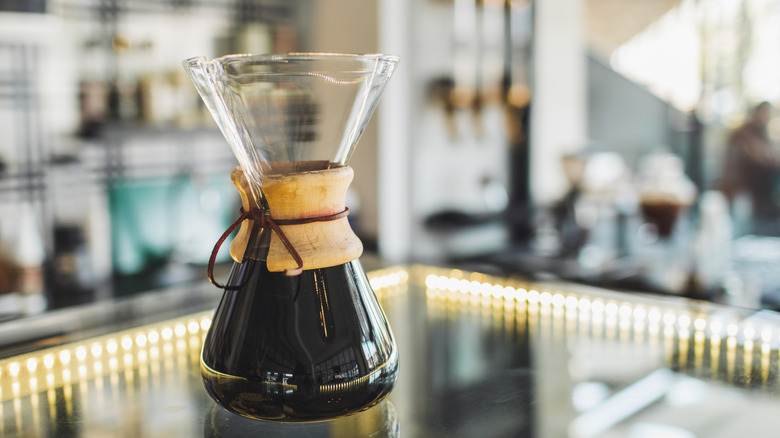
{"left": 207, "top": 206, "right": 350, "bottom": 288}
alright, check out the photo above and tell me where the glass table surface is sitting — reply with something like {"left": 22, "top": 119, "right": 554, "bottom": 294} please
{"left": 2, "top": 265, "right": 780, "bottom": 437}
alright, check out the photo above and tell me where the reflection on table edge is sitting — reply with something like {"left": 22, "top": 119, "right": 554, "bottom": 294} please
{"left": 0, "top": 264, "right": 777, "bottom": 406}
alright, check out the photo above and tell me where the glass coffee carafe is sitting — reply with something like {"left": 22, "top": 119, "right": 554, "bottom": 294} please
{"left": 636, "top": 152, "right": 696, "bottom": 239}
{"left": 183, "top": 53, "right": 400, "bottom": 422}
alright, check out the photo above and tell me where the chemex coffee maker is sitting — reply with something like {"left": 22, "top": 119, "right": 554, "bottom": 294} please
{"left": 183, "top": 53, "right": 400, "bottom": 422}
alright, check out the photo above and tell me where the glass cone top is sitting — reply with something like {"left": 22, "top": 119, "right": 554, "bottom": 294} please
{"left": 183, "top": 52, "right": 399, "bottom": 201}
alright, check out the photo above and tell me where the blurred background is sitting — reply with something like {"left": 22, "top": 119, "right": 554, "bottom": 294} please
{"left": 0, "top": 0, "right": 779, "bottom": 321}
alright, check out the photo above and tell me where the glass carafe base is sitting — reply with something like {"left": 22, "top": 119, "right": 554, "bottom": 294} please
{"left": 201, "top": 356, "right": 396, "bottom": 421}
{"left": 200, "top": 259, "right": 399, "bottom": 422}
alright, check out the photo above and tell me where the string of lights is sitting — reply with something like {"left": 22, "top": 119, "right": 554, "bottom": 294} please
{"left": 1, "top": 266, "right": 777, "bottom": 434}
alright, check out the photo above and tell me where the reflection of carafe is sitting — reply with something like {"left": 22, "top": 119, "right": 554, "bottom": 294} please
{"left": 183, "top": 54, "right": 400, "bottom": 422}
{"left": 636, "top": 152, "right": 696, "bottom": 239}
{"left": 204, "top": 399, "right": 400, "bottom": 437}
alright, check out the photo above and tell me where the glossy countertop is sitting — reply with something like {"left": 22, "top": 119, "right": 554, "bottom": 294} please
{"left": 2, "top": 265, "right": 780, "bottom": 437}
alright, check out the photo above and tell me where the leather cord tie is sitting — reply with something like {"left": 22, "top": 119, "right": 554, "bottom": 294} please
{"left": 207, "top": 206, "right": 350, "bottom": 288}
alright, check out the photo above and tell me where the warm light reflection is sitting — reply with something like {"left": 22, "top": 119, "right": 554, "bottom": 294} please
{"left": 604, "top": 311, "right": 618, "bottom": 341}
{"left": 0, "top": 266, "right": 777, "bottom": 412}
{"left": 59, "top": 351, "right": 71, "bottom": 365}
{"left": 648, "top": 322, "right": 659, "bottom": 346}
{"left": 8, "top": 362, "right": 20, "bottom": 378}
{"left": 619, "top": 319, "right": 631, "bottom": 343}
{"left": 634, "top": 320, "right": 645, "bottom": 344}
{"left": 648, "top": 309, "right": 661, "bottom": 324}
{"left": 0, "top": 308, "right": 215, "bottom": 405}
{"left": 619, "top": 304, "right": 632, "bottom": 320}
{"left": 663, "top": 326, "right": 675, "bottom": 367}
{"left": 136, "top": 334, "right": 148, "bottom": 347}
{"left": 368, "top": 267, "right": 408, "bottom": 293}
{"left": 762, "top": 348, "right": 771, "bottom": 386}
{"left": 605, "top": 302, "right": 618, "bottom": 317}
{"left": 711, "top": 335, "right": 721, "bottom": 376}
{"left": 694, "top": 331, "right": 705, "bottom": 373}
{"left": 727, "top": 337, "right": 737, "bottom": 383}
{"left": 633, "top": 306, "right": 647, "bottom": 321}
{"left": 745, "top": 326, "right": 756, "bottom": 341}
{"left": 745, "top": 340, "right": 755, "bottom": 383}
{"left": 679, "top": 328, "right": 690, "bottom": 369}
{"left": 710, "top": 320, "right": 722, "bottom": 336}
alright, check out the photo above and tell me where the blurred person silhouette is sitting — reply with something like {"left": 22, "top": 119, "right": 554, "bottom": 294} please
{"left": 721, "top": 101, "right": 780, "bottom": 218}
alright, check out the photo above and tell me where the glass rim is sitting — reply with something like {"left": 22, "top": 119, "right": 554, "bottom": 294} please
{"left": 183, "top": 52, "right": 400, "bottom": 68}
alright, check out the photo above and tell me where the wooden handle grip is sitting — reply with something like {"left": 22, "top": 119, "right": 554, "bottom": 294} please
{"left": 229, "top": 167, "right": 254, "bottom": 263}
{"left": 228, "top": 165, "right": 363, "bottom": 271}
